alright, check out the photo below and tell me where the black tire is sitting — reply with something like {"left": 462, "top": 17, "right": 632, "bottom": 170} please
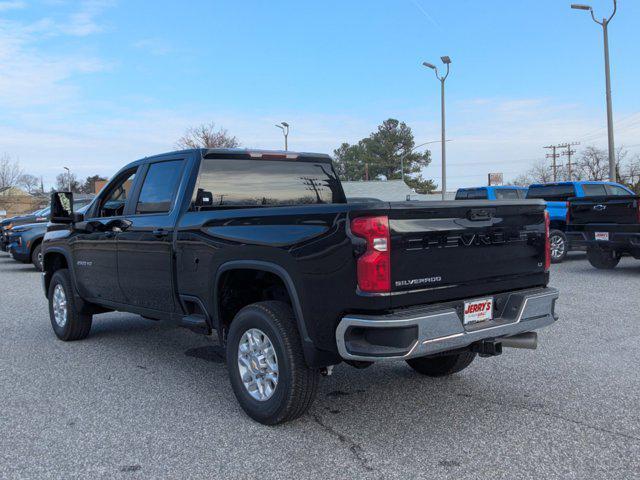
{"left": 549, "top": 230, "right": 568, "bottom": 264}
{"left": 226, "top": 301, "right": 319, "bottom": 425}
{"left": 586, "top": 247, "right": 621, "bottom": 270}
{"left": 31, "top": 243, "right": 43, "bottom": 271}
{"left": 406, "top": 352, "right": 476, "bottom": 377}
{"left": 48, "top": 269, "right": 92, "bottom": 341}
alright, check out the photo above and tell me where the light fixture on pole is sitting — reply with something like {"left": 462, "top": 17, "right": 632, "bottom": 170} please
{"left": 423, "top": 56, "right": 451, "bottom": 200}
{"left": 275, "top": 122, "right": 290, "bottom": 151}
{"left": 63, "top": 166, "right": 71, "bottom": 191}
{"left": 571, "top": 1, "right": 617, "bottom": 181}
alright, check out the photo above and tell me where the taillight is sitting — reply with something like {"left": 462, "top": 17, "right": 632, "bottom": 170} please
{"left": 544, "top": 210, "right": 551, "bottom": 272}
{"left": 565, "top": 201, "right": 571, "bottom": 225}
{"left": 350, "top": 215, "right": 391, "bottom": 293}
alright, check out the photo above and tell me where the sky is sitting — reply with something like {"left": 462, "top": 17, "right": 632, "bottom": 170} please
{"left": 1, "top": 0, "right": 639, "bottom": 190}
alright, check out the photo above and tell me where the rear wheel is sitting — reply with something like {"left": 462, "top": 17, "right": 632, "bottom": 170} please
{"left": 406, "top": 352, "right": 476, "bottom": 377}
{"left": 48, "top": 269, "right": 92, "bottom": 341}
{"left": 549, "top": 230, "right": 568, "bottom": 263}
{"left": 31, "top": 244, "right": 43, "bottom": 271}
{"left": 226, "top": 301, "right": 319, "bottom": 425}
{"left": 587, "top": 247, "right": 621, "bottom": 270}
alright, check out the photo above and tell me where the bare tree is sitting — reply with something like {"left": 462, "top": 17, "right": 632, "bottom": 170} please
{"left": 55, "top": 172, "right": 81, "bottom": 192}
{"left": 18, "top": 174, "right": 40, "bottom": 194}
{"left": 176, "top": 122, "right": 240, "bottom": 149}
{"left": 510, "top": 160, "right": 554, "bottom": 186}
{"left": 0, "top": 153, "right": 24, "bottom": 189}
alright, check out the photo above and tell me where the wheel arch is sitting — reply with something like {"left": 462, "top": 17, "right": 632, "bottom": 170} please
{"left": 213, "top": 260, "right": 314, "bottom": 361}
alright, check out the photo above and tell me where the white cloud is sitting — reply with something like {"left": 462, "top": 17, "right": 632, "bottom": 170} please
{"left": 0, "top": 1, "right": 26, "bottom": 12}
{"left": 0, "top": 1, "right": 112, "bottom": 107}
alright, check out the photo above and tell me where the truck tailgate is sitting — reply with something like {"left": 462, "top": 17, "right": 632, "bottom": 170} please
{"left": 386, "top": 200, "right": 547, "bottom": 307}
{"left": 569, "top": 196, "right": 640, "bottom": 225}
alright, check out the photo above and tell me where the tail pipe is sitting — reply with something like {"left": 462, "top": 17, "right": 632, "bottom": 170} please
{"left": 501, "top": 332, "right": 537, "bottom": 350}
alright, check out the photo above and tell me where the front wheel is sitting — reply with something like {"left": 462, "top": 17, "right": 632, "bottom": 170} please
{"left": 586, "top": 247, "right": 621, "bottom": 270}
{"left": 31, "top": 244, "right": 43, "bottom": 271}
{"left": 549, "top": 230, "right": 568, "bottom": 263}
{"left": 226, "top": 301, "right": 319, "bottom": 425}
{"left": 406, "top": 352, "right": 476, "bottom": 377}
{"left": 48, "top": 269, "right": 92, "bottom": 341}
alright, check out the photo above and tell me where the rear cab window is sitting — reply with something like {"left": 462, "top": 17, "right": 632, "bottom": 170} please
{"left": 526, "top": 184, "right": 576, "bottom": 201}
{"left": 495, "top": 189, "right": 521, "bottom": 200}
{"left": 456, "top": 189, "right": 487, "bottom": 200}
{"left": 192, "top": 158, "right": 345, "bottom": 209}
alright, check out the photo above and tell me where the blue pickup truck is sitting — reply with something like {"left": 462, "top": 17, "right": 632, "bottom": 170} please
{"left": 526, "top": 181, "right": 635, "bottom": 263}
{"left": 455, "top": 185, "right": 528, "bottom": 200}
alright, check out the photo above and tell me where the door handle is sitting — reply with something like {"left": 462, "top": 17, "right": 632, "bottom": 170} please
{"left": 152, "top": 228, "right": 167, "bottom": 237}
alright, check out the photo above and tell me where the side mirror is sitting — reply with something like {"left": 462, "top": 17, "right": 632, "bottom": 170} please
{"left": 50, "top": 191, "right": 74, "bottom": 224}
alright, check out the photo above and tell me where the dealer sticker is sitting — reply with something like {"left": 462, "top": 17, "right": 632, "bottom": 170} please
{"left": 463, "top": 298, "right": 493, "bottom": 325}
{"left": 595, "top": 232, "right": 609, "bottom": 241}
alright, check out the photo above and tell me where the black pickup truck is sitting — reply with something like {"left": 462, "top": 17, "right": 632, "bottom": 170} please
{"left": 42, "top": 148, "right": 559, "bottom": 424}
{"left": 568, "top": 194, "right": 640, "bottom": 269}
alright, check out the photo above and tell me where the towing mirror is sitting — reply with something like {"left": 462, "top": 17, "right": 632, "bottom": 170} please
{"left": 50, "top": 191, "right": 74, "bottom": 224}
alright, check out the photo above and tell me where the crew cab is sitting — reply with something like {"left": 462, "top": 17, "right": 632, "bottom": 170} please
{"left": 455, "top": 185, "right": 528, "bottom": 200}
{"left": 42, "top": 148, "right": 559, "bottom": 425}
{"left": 526, "top": 181, "right": 634, "bottom": 263}
{"left": 568, "top": 194, "right": 640, "bottom": 269}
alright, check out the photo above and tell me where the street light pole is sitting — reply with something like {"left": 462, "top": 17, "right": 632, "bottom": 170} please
{"left": 63, "top": 166, "right": 71, "bottom": 191}
{"left": 275, "top": 122, "right": 290, "bottom": 151}
{"left": 423, "top": 56, "right": 451, "bottom": 200}
{"left": 571, "top": 1, "right": 618, "bottom": 181}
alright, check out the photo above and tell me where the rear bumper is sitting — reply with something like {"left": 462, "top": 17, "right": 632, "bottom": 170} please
{"left": 336, "top": 287, "right": 559, "bottom": 361}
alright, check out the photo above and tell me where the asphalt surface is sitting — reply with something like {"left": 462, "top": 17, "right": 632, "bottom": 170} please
{"left": 1, "top": 252, "right": 639, "bottom": 480}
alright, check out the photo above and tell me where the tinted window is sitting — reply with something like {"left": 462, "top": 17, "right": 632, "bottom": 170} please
{"left": 582, "top": 184, "right": 607, "bottom": 196}
{"left": 495, "top": 189, "right": 520, "bottom": 200}
{"left": 466, "top": 189, "right": 488, "bottom": 200}
{"left": 605, "top": 184, "right": 632, "bottom": 196}
{"left": 455, "top": 190, "right": 468, "bottom": 200}
{"left": 193, "top": 159, "right": 344, "bottom": 208}
{"left": 526, "top": 185, "right": 576, "bottom": 201}
{"left": 136, "top": 160, "right": 184, "bottom": 214}
{"left": 517, "top": 189, "right": 527, "bottom": 199}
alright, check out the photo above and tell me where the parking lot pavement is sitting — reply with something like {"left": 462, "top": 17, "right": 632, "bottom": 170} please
{"left": 1, "top": 253, "right": 639, "bottom": 480}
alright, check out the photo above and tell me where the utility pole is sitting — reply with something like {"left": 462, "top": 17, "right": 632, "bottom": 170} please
{"left": 559, "top": 142, "right": 580, "bottom": 181}
{"left": 422, "top": 56, "right": 452, "bottom": 200}
{"left": 571, "top": 1, "right": 618, "bottom": 181}
{"left": 544, "top": 145, "right": 563, "bottom": 182}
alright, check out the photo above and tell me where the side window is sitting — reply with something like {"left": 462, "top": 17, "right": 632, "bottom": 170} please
{"left": 455, "top": 190, "right": 468, "bottom": 200}
{"left": 97, "top": 168, "right": 137, "bottom": 218}
{"left": 605, "top": 184, "right": 632, "bottom": 196}
{"left": 136, "top": 160, "right": 184, "bottom": 214}
{"left": 467, "top": 189, "right": 488, "bottom": 200}
{"left": 517, "top": 189, "right": 528, "bottom": 199}
{"left": 582, "top": 184, "right": 607, "bottom": 196}
{"left": 495, "top": 189, "right": 520, "bottom": 200}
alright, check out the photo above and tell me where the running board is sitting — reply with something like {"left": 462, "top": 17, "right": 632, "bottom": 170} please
{"left": 179, "top": 314, "right": 210, "bottom": 334}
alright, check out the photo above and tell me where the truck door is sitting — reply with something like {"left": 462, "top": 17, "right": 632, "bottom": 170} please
{"left": 72, "top": 167, "right": 139, "bottom": 304}
{"left": 116, "top": 158, "right": 186, "bottom": 313}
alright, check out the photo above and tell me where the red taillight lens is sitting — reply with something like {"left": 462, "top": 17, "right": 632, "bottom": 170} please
{"left": 544, "top": 210, "right": 551, "bottom": 272}
{"left": 350, "top": 215, "right": 391, "bottom": 293}
{"left": 565, "top": 201, "right": 571, "bottom": 225}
